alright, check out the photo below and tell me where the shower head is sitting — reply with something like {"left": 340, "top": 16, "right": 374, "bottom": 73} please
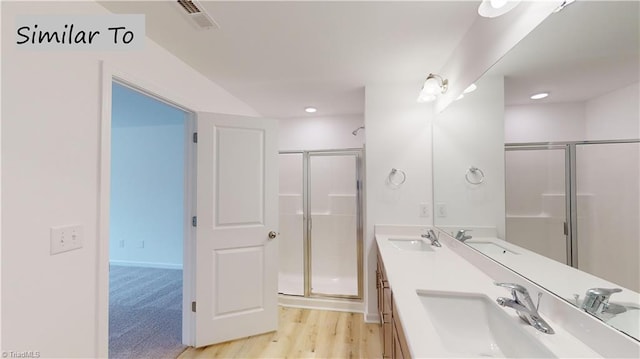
{"left": 352, "top": 126, "right": 365, "bottom": 136}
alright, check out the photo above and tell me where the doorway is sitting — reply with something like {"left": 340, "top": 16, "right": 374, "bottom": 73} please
{"left": 278, "top": 149, "right": 364, "bottom": 300}
{"left": 108, "top": 81, "right": 193, "bottom": 358}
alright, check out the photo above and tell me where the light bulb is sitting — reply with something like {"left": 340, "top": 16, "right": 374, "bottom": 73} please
{"left": 417, "top": 92, "right": 437, "bottom": 103}
{"left": 491, "top": 0, "right": 508, "bottom": 9}
{"left": 304, "top": 107, "right": 317, "bottom": 113}
{"left": 479, "top": 0, "right": 521, "bottom": 18}
{"left": 422, "top": 77, "right": 441, "bottom": 95}
{"left": 463, "top": 83, "right": 477, "bottom": 94}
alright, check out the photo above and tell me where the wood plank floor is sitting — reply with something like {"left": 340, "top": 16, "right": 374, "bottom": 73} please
{"left": 178, "top": 307, "right": 382, "bottom": 358}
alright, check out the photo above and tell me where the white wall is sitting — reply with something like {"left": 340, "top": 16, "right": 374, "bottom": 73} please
{"left": 364, "top": 82, "right": 433, "bottom": 320}
{"left": 278, "top": 114, "right": 364, "bottom": 151}
{"left": 433, "top": 75, "right": 506, "bottom": 238}
{"left": 585, "top": 82, "right": 640, "bottom": 140}
{"left": 505, "top": 102, "right": 586, "bottom": 143}
{"left": 1, "top": 1, "right": 258, "bottom": 357}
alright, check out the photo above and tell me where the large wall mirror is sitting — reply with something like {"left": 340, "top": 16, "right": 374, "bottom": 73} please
{"left": 433, "top": 1, "right": 639, "bottom": 340}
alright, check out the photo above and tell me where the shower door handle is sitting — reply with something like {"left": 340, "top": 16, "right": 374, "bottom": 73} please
{"left": 268, "top": 231, "right": 278, "bottom": 240}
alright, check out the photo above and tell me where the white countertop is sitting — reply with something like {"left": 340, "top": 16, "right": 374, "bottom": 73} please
{"left": 375, "top": 230, "right": 602, "bottom": 358}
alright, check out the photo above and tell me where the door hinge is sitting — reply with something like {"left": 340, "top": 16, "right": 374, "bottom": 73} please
{"left": 192, "top": 216, "right": 197, "bottom": 227}
{"left": 563, "top": 221, "right": 568, "bottom": 236}
{"left": 192, "top": 132, "right": 198, "bottom": 143}
{"left": 192, "top": 301, "right": 196, "bottom": 312}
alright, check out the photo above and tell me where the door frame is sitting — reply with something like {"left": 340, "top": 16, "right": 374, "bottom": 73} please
{"left": 97, "top": 61, "right": 197, "bottom": 357}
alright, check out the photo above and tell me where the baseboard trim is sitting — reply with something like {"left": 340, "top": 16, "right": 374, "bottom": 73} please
{"left": 278, "top": 294, "right": 364, "bottom": 313}
{"left": 365, "top": 312, "right": 380, "bottom": 324}
{"left": 109, "top": 260, "right": 183, "bottom": 270}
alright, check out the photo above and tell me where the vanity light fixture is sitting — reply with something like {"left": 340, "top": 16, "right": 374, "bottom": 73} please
{"left": 478, "top": 0, "right": 521, "bottom": 18}
{"left": 530, "top": 92, "right": 549, "bottom": 100}
{"left": 304, "top": 106, "right": 317, "bottom": 113}
{"left": 417, "top": 73, "right": 448, "bottom": 103}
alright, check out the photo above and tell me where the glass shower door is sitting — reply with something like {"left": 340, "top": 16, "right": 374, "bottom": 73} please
{"left": 575, "top": 142, "right": 640, "bottom": 291}
{"left": 307, "top": 151, "right": 361, "bottom": 298}
{"left": 505, "top": 146, "right": 569, "bottom": 264}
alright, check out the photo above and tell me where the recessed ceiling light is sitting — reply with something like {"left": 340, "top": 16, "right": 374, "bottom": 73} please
{"left": 530, "top": 92, "right": 549, "bottom": 100}
{"left": 304, "top": 107, "right": 317, "bottom": 113}
{"left": 478, "top": 0, "right": 521, "bottom": 18}
{"left": 463, "top": 83, "right": 477, "bottom": 94}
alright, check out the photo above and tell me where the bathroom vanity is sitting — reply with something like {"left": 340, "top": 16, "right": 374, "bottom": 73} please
{"left": 374, "top": 225, "right": 639, "bottom": 358}
{"left": 376, "top": 246, "right": 409, "bottom": 358}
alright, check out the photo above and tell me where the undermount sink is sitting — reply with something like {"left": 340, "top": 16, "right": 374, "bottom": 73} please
{"left": 388, "top": 238, "right": 433, "bottom": 251}
{"left": 467, "top": 241, "right": 519, "bottom": 255}
{"left": 417, "top": 290, "right": 555, "bottom": 358}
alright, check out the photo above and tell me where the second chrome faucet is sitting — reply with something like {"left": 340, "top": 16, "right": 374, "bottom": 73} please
{"left": 495, "top": 282, "right": 555, "bottom": 334}
{"left": 421, "top": 229, "right": 442, "bottom": 247}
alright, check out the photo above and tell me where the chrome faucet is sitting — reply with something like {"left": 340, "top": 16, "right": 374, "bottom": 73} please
{"left": 421, "top": 229, "right": 441, "bottom": 247}
{"left": 581, "top": 288, "right": 624, "bottom": 317}
{"left": 495, "top": 282, "right": 555, "bottom": 334}
{"left": 455, "top": 229, "right": 472, "bottom": 242}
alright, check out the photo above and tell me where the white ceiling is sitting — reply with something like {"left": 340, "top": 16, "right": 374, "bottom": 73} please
{"left": 99, "top": 0, "right": 480, "bottom": 118}
{"left": 486, "top": 1, "right": 639, "bottom": 106}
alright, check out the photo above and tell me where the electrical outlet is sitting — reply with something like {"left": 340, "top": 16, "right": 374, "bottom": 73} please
{"left": 419, "top": 203, "right": 430, "bottom": 218}
{"left": 50, "top": 225, "right": 83, "bottom": 255}
{"left": 436, "top": 203, "right": 448, "bottom": 218}
{"left": 119, "top": 239, "right": 125, "bottom": 248}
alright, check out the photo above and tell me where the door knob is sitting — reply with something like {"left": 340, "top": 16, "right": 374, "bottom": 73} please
{"left": 268, "top": 231, "right": 277, "bottom": 239}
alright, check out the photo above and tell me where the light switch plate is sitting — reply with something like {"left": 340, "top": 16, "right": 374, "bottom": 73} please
{"left": 436, "top": 203, "right": 448, "bottom": 218}
{"left": 50, "top": 225, "right": 83, "bottom": 255}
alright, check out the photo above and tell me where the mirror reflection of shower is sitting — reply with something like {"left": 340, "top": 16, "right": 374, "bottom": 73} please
{"left": 352, "top": 126, "right": 365, "bottom": 136}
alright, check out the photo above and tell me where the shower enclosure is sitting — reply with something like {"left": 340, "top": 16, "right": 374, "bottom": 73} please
{"left": 505, "top": 139, "right": 640, "bottom": 291}
{"left": 278, "top": 149, "right": 363, "bottom": 299}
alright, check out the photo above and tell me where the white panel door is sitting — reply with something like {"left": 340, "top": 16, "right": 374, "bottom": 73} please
{"left": 195, "top": 112, "right": 278, "bottom": 347}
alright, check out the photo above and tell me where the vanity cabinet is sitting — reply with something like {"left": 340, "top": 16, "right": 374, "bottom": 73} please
{"left": 392, "top": 302, "right": 410, "bottom": 359}
{"left": 376, "top": 249, "right": 392, "bottom": 358}
{"left": 377, "top": 246, "right": 411, "bottom": 359}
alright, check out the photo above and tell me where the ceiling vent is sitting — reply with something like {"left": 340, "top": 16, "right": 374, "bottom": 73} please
{"left": 176, "top": 0, "right": 219, "bottom": 30}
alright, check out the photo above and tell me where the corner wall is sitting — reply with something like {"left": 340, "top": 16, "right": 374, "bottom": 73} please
{"left": 1, "top": 1, "right": 258, "bottom": 357}
{"left": 364, "top": 82, "right": 433, "bottom": 320}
